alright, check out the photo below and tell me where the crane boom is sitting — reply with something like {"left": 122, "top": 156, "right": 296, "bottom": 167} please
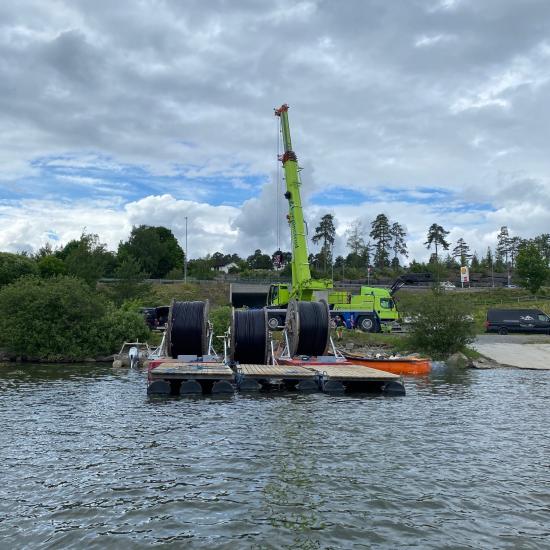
{"left": 275, "top": 104, "right": 332, "bottom": 301}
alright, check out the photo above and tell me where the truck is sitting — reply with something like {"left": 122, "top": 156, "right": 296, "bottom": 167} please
{"left": 267, "top": 104, "right": 400, "bottom": 332}
{"left": 485, "top": 308, "right": 550, "bottom": 335}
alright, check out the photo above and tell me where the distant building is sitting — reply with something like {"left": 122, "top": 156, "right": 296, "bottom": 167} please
{"left": 214, "top": 262, "right": 239, "bottom": 274}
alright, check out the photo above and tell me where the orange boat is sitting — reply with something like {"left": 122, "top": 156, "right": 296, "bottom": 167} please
{"left": 342, "top": 353, "right": 431, "bottom": 375}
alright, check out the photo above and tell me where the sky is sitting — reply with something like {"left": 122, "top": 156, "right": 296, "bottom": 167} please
{"left": 1, "top": 0, "right": 549, "bottom": 263}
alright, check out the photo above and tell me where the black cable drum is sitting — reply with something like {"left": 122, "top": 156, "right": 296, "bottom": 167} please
{"left": 231, "top": 309, "right": 268, "bottom": 364}
{"left": 169, "top": 300, "right": 208, "bottom": 358}
{"left": 295, "top": 301, "right": 330, "bottom": 357}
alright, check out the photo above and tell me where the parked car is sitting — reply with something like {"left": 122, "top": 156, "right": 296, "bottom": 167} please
{"left": 438, "top": 281, "right": 456, "bottom": 290}
{"left": 485, "top": 308, "right": 550, "bottom": 335}
{"left": 139, "top": 307, "right": 158, "bottom": 329}
{"left": 504, "top": 284, "right": 520, "bottom": 289}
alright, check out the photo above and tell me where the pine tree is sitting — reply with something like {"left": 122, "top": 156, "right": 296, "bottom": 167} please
{"left": 534, "top": 233, "right": 550, "bottom": 267}
{"left": 390, "top": 222, "right": 408, "bottom": 265}
{"left": 370, "top": 214, "right": 392, "bottom": 268}
{"left": 497, "top": 226, "right": 511, "bottom": 267}
{"left": 470, "top": 251, "right": 480, "bottom": 271}
{"left": 312, "top": 214, "right": 336, "bottom": 273}
{"left": 346, "top": 220, "right": 366, "bottom": 255}
{"left": 424, "top": 224, "right": 450, "bottom": 262}
{"left": 452, "top": 238, "right": 472, "bottom": 266}
{"left": 509, "top": 236, "right": 522, "bottom": 267}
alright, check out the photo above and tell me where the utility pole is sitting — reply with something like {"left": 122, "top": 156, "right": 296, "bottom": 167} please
{"left": 491, "top": 260, "right": 495, "bottom": 288}
{"left": 184, "top": 216, "right": 188, "bottom": 283}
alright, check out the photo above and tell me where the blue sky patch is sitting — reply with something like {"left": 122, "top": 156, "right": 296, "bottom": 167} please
{"left": 310, "top": 187, "right": 369, "bottom": 205}
{"left": 5, "top": 153, "right": 267, "bottom": 207}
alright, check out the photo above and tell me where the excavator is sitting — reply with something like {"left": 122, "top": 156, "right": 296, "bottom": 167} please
{"left": 267, "top": 104, "right": 401, "bottom": 332}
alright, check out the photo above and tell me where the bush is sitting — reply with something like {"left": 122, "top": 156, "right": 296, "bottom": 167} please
{"left": 0, "top": 252, "right": 38, "bottom": 287}
{"left": 37, "top": 255, "right": 66, "bottom": 278}
{"left": 404, "top": 290, "right": 475, "bottom": 359}
{"left": 209, "top": 306, "right": 232, "bottom": 353}
{"left": 0, "top": 276, "right": 150, "bottom": 361}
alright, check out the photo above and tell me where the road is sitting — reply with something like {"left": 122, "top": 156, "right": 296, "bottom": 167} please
{"left": 473, "top": 334, "right": 550, "bottom": 370}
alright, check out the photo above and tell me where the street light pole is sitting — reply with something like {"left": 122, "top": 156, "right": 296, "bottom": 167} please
{"left": 184, "top": 216, "right": 188, "bottom": 283}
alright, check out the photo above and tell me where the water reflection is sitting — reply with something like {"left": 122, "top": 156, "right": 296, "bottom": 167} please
{"left": 260, "top": 396, "right": 325, "bottom": 549}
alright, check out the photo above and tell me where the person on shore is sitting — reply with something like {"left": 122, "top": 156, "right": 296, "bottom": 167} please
{"left": 335, "top": 315, "right": 346, "bottom": 340}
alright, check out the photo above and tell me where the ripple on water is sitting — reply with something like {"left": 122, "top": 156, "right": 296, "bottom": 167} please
{"left": 0, "top": 364, "right": 549, "bottom": 549}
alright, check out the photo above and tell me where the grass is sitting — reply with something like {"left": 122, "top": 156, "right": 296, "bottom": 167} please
{"left": 397, "top": 288, "right": 550, "bottom": 334}
{"left": 151, "top": 281, "right": 230, "bottom": 309}
{"left": 333, "top": 329, "right": 411, "bottom": 353}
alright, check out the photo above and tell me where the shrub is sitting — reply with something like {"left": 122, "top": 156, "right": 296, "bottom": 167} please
{"left": 209, "top": 306, "right": 232, "bottom": 353}
{"left": 37, "top": 255, "right": 66, "bottom": 278}
{"left": 0, "top": 276, "right": 149, "bottom": 361}
{"left": 404, "top": 290, "right": 475, "bottom": 359}
{"left": 0, "top": 252, "right": 38, "bottom": 287}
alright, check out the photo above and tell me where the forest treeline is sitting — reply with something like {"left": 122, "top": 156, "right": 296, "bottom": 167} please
{"left": 2, "top": 217, "right": 550, "bottom": 292}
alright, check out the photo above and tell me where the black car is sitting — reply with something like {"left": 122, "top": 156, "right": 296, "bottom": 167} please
{"left": 139, "top": 307, "right": 158, "bottom": 329}
{"left": 485, "top": 308, "right": 550, "bottom": 335}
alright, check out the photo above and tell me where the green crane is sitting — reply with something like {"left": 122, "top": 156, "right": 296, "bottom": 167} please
{"left": 267, "top": 104, "right": 401, "bottom": 333}
{"left": 270, "top": 104, "right": 332, "bottom": 304}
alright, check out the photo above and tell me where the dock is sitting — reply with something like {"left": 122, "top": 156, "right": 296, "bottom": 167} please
{"left": 310, "top": 364, "right": 404, "bottom": 393}
{"left": 148, "top": 361, "right": 405, "bottom": 396}
{"left": 148, "top": 361, "right": 235, "bottom": 395}
{"left": 235, "top": 364, "right": 318, "bottom": 391}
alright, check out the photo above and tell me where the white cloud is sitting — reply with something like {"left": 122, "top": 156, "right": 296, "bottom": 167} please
{"left": 1, "top": 1, "right": 550, "bottom": 263}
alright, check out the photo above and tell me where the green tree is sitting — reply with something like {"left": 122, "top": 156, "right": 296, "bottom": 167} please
{"left": 247, "top": 249, "right": 272, "bottom": 270}
{"left": 209, "top": 306, "right": 232, "bottom": 353}
{"left": 118, "top": 225, "right": 184, "bottom": 279}
{"left": 516, "top": 243, "right": 548, "bottom": 294}
{"left": 106, "top": 257, "right": 152, "bottom": 305}
{"left": 534, "top": 234, "right": 550, "bottom": 267}
{"left": 425, "top": 224, "right": 450, "bottom": 262}
{"left": 346, "top": 220, "right": 366, "bottom": 255}
{"left": 61, "top": 232, "right": 111, "bottom": 286}
{"left": 496, "top": 226, "right": 511, "bottom": 266}
{"left": 370, "top": 214, "right": 392, "bottom": 268}
{"left": 37, "top": 255, "right": 66, "bottom": 278}
{"left": 390, "top": 222, "right": 408, "bottom": 266}
{"left": 0, "top": 276, "right": 149, "bottom": 360}
{"left": 312, "top": 214, "right": 336, "bottom": 272}
{"left": 452, "top": 238, "right": 472, "bottom": 266}
{"left": 509, "top": 236, "right": 522, "bottom": 268}
{"left": 405, "top": 290, "right": 475, "bottom": 359}
{"left": 481, "top": 247, "right": 494, "bottom": 271}
{"left": 0, "top": 252, "right": 38, "bottom": 287}
{"left": 470, "top": 252, "right": 480, "bottom": 271}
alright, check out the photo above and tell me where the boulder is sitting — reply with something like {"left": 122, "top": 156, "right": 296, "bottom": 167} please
{"left": 446, "top": 352, "right": 471, "bottom": 368}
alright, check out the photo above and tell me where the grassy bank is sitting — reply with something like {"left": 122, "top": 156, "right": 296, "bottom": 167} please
{"left": 397, "top": 288, "right": 550, "bottom": 333}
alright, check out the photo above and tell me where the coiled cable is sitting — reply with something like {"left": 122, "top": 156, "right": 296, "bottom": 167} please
{"left": 170, "top": 301, "right": 207, "bottom": 358}
{"left": 232, "top": 309, "right": 268, "bottom": 364}
{"left": 295, "top": 301, "right": 330, "bottom": 357}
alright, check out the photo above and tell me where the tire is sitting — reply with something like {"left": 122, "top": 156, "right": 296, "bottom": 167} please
{"left": 498, "top": 327, "right": 508, "bottom": 335}
{"left": 358, "top": 316, "right": 375, "bottom": 332}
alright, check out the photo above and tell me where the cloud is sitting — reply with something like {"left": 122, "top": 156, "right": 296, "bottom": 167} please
{"left": 0, "top": 0, "right": 549, "bottom": 262}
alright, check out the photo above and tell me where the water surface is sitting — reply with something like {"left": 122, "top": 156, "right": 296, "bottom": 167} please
{"left": 0, "top": 363, "right": 548, "bottom": 549}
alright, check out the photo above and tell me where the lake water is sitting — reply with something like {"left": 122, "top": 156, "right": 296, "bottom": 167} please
{"left": 0, "top": 363, "right": 548, "bottom": 549}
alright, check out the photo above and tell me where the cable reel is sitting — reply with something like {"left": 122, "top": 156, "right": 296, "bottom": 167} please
{"left": 230, "top": 308, "right": 269, "bottom": 364}
{"left": 168, "top": 300, "right": 209, "bottom": 359}
{"left": 285, "top": 300, "right": 330, "bottom": 357}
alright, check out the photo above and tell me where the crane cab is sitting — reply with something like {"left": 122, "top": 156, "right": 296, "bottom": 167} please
{"left": 267, "top": 283, "right": 291, "bottom": 307}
